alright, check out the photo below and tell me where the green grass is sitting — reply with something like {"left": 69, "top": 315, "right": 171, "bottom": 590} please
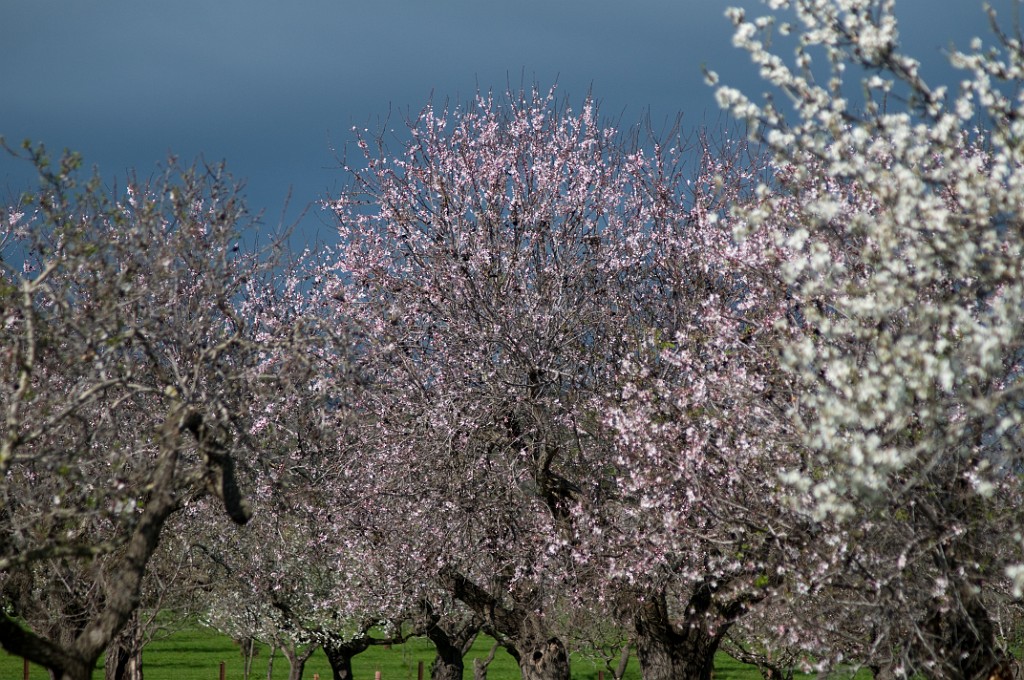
{"left": 2, "top": 625, "right": 838, "bottom": 680}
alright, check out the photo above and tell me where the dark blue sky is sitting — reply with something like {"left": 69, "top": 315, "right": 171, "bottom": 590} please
{"left": 0, "top": 0, "right": 1008, "bottom": 245}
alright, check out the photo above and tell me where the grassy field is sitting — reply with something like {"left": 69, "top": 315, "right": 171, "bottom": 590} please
{"left": 2, "top": 625, "right": 833, "bottom": 680}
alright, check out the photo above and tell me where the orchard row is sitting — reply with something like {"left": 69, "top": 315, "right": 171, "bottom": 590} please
{"left": 4, "top": 3, "right": 1024, "bottom": 680}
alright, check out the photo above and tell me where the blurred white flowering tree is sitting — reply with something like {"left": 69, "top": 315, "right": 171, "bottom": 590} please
{"left": 711, "top": 1, "right": 1024, "bottom": 677}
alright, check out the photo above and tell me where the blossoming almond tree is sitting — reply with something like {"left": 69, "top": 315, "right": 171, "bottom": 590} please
{"left": 194, "top": 265, "right": 425, "bottom": 680}
{"left": 550, "top": 125, "right": 805, "bottom": 680}
{"left": 322, "top": 87, "right": 676, "bottom": 680}
{"left": 713, "top": 1, "right": 1024, "bottom": 676}
{"left": 194, "top": 462, "right": 414, "bottom": 680}
{"left": 0, "top": 146, "right": 304, "bottom": 680}
{"left": 197, "top": 499, "right": 327, "bottom": 680}
{"left": 323, "top": 87, "right": 802, "bottom": 680}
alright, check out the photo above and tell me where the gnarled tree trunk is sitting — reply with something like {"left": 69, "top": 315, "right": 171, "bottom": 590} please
{"left": 322, "top": 635, "right": 371, "bottom": 680}
{"left": 473, "top": 641, "right": 500, "bottom": 680}
{"left": 104, "top": 614, "right": 144, "bottom": 680}
{"left": 279, "top": 642, "right": 318, "bottom": 680}
{"left": 104, "top": 645, "right": 143, "bottom": 680}
{"left": 514, "top": 631, "right": 570, "bottom": 680}
{"left": 443, "top": 570, "right": 570, "bottom": 680}
{"left": 633, "top": 587, "right": 729, "bottom": 680}
{"left": 420, "top": 602, "right": 481, "bottom": 680}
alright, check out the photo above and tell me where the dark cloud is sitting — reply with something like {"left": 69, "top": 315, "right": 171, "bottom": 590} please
{"left": 0, "top": 0, "right": 1004, "bottom": 243}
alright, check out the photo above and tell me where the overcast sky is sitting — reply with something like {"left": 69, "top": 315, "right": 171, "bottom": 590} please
{"left": 0, "top": 0, "right": 1010, "bottom": 244}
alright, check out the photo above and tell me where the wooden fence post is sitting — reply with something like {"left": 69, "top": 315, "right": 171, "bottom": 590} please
{"left": 598, "top": 671, "right": 604, "bottom": 680}
{"left": 417, "top": 660, "right": 424, "bottom": 680}
{"left": 23, "top": 657, "right": 29, "bottom": 680}
{"left": 219, "top": 661, "right": 226, "bottom": 680}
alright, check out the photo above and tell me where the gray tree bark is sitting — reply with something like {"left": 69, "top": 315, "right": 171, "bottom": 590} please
{"left": 104, "top": 615, "right": 144, "bottom": 680}
{"left": 443, "top": 570, "right": 570, "bottom": 680}
{"left": 420, "top": 602, "right": 480, "bottom": 680}
{"left": 322, "top": 635, "right": 371, "bottom": 680}
{"left": 280, "top": 643, "right": 318, "bottom": 680}
{"left": 632, "top": 587, "right": 730, "bottom": 680}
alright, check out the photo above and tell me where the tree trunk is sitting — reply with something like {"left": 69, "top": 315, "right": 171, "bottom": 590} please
{"left": 104, "top": 643, "right": 143, "bottom": 680}
{"left": 916, "top": 584, "right": 1006, "bottom": 680}
{"left": 442, "top": 571, "right": 569, "bottom": 680}
{"left": 430, "top": 644, "right": 465, "bottom": 680}
{"left": 286, "top": 656, "right": 308, "bottom": 680}
{"left": 323, "top": 649, "right": 352, "bottom": 680}
{"left": 322, "top": 637, "right": 371, "bottom": 680}
{"left": 280, "top": 643, "right": 318, "bottom": 680}
{"left": 633, "top": 589, "right": 726, "bottom": 680}
{"left": 48, "top": 660, "right": 95, "bottom": 680}
{"left": 420, "top": 602, "right": 480, "bottom": 680}
{"left": 473, "top": 641, "right": 500, "bottom": 680}
{"left": 870, "top": 664, "right": 899, "bottom": 680}
{"left": 238, "top": 637, "right": 257, "bottom": 680}
{"left": 514, "top": 634, "right": 570, "bottom": 680}
{"left": 104, "top": 614, "right": 144, "bottom": 680}
{"left": 265, "top": 644, "right": 277, "bottom": 680}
